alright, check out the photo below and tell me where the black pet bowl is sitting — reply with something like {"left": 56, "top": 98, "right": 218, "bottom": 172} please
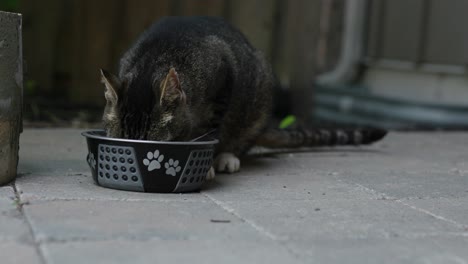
{"left": 82, "top": 130, "right": 218, "bottom": 193}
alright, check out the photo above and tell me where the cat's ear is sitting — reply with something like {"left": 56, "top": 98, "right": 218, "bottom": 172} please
{"left": 100, "top": 69, "right": 121, "bottom": 105}
{"left": 158, "top": 68, "right": 186, "bottom": 106}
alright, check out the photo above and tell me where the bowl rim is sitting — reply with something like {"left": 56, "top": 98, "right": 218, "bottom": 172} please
{"left": 82, "top": 130, "right": 219, "bottom": 145}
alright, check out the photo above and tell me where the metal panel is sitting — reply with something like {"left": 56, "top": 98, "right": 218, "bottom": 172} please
{"left": 424, "top": 0, "right": 468, "bottom": 65}
{"left": 365, "top": 0, "right": 385, "bottom": 59}
{"left": 380, "top": 0, "right": 425, "bottom": 61}
{"left": 366, "top": 0, "right": 425, "bottom": 62}
{"left": 365, "top": 0, "right": 468, "bottom": 72}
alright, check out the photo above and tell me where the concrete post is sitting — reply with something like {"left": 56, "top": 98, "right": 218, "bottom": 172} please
{"left": 0, "top": 11, "right": 22, "bottom": 185}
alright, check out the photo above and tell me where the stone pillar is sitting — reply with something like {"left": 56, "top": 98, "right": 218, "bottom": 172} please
{"left": 0, "top": 11, "right": 22, "bottom": 185}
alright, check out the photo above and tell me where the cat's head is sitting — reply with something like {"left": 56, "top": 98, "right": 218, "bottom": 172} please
{"left": 100, "top": 68, "right": 192, "bottom": 141}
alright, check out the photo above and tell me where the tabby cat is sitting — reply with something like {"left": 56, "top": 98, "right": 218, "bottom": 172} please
{"left": 100, "top": 17, "right": 386, "bottom": 179}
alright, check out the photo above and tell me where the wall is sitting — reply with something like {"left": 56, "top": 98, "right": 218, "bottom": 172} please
{"left": 18, "top": 0, "right": 344, "bottom": 107}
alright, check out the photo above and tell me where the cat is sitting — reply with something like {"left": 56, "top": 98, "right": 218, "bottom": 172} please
{"left": 100, "top": 16, "right": 386, "bottom": 179}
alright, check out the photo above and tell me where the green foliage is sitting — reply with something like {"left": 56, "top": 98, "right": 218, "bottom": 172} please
{"left": 279, "top": 115, "right": 296, "bottom": 129}
{"left": 25, "top": 80, "right": 38, "bottom": 96}
{"left": 0, "top": 0, "right": 19, "bottom": 12}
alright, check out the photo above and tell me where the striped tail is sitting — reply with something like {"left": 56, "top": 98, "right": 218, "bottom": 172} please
{"left": 256, "top": 127, "right": 387, "bottom": 148}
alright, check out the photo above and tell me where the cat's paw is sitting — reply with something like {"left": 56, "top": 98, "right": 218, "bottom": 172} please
{"left": 206, "top": 166, "right": 216, "bottom": 180}
{"left": 164, "top": 159, "right": 181, "bottom": 176}
{"left": 87, "top": 152, "right": 96, "bottom": 169}
{"left": 143, "top": 150, "right": 164, "bottom": 171}
{"left": 214, "top": 152, "right": 240, "bottom": 173}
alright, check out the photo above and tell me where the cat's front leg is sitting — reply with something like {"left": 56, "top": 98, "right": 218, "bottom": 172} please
{"left": 214, "top": 152, "right": 240, "bottom": 173}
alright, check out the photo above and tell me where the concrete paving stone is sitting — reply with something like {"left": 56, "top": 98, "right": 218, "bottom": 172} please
{"left": 0, "top": 185, "right": 16, "bottom": 211}
{"left": 16, "top": 173, "right": 206, "bottom": 202}
{"left": 0, "top": 241, "right": 42, "bottom": 264}
{"left": 0, "top": 208, "right": 32, "bottom": 242}
{"left": 286, "top": 150, "right": 448, "bottom": 175}
{"left": 215, "top": 151, "right": 468, "bottom": 202}
{"left": 256, "top": 132, "right": 468, "bottom": 175}
{"left": 14, "top": 129, "right": 468, "bottom": 263}
{"left": 43, "top": 239, "right": 302, "bottom": 264}
{"left": 221, "top": 199, "right": 462, "bottom": 241}
{"left": 404, "top": 197, "right": 468, "bottom": 227}
{"left": 334, "top": 168, "right": 468, "bottom": 200}
{"left": 377, "top": 133, "right": 468, "bottom": 160}
{"left": 204, "top": 166, "right": 382, "bottom": 201}
{"left": 18, "top": 128, "right": 89, "bottom": 175}
{"left": 23, "top": 200, "right": 268, "bottom": 242}
{"left": 261, "top": 136, "right": 468, "bottom": 200}
{"left": 204, "top": 148, "right": 398, "bottom": 202}
{"left": 289, "top": 236, "right": 468, "bottom": 264}
{"left": 0, "top": 185, "right": 36, "bottom": 251}
{"left": 0, "top": 186, "right": 32, "bottom": 243}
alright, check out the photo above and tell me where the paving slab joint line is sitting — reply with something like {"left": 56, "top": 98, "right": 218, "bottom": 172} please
{"left": 349, "top": 181, "right": 468, "bottom": 231}
{"left": 201, "top": 193, "right": 280, "bottom": 241}
{"left": 201, "top": 193, "right": 307, "bottom": 262}
{"left": 395, "top": 199, "right": 468, "bottom": 230}
{"left": 12, "top": 182, "right": 48, "bottom": 264}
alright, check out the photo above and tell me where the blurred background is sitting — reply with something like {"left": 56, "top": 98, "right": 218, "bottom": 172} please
{"left": 1, "top": 0, "right": 468, "bottom": 129}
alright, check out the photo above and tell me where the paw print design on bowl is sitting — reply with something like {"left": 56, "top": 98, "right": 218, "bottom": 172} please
{"left": 143, "top": 150, "right": 164, "bottom": 172}
{"left": 165, "top": 159, "right": 181, "bottom": 176}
